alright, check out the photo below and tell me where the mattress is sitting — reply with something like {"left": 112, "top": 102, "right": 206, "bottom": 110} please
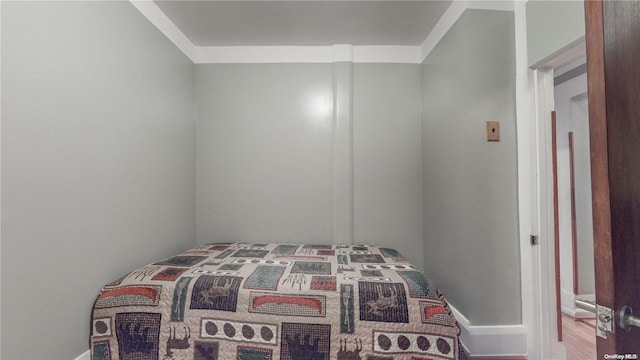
{"left": 90, "top": 242, "right": 466, "bottom": 360}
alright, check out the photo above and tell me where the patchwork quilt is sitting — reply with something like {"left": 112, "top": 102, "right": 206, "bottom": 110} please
{"left": 90, "top": 243, "right": 466, "bottom": 360}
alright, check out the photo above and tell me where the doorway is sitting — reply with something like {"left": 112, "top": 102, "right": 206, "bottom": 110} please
{"left": 552, "top": 59, "right": 597, "bottom": 359}
{"left": 526, "top": 2, "right": 640, "bottom": 357}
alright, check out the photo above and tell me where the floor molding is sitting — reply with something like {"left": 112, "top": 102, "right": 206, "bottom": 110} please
{"left": 467, "top": 353, "right": 527, "bottom": 360}
{"left": 449, "top": 305, "right": 527, "bottom": 358}
{"left": 73, "top": 350, "right": 90, "bottom": 360}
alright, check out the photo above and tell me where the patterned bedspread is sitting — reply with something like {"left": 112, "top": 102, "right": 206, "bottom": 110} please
{"left": 90, "top": 242, "right": 465, "bottom": 360}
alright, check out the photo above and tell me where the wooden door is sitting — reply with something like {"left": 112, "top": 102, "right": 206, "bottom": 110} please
{"left": 585, "top": 0, "right": 640, "bottom": 356}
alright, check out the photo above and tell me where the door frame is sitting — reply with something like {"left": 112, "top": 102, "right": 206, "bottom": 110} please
{"left": 515, "top": 1, "right": 588, "bottom": 356}
{"left": 529, "top": 48, "right": 586, "bottom": 359}
{"left": 530, "top": 64, "right": 566, "bottom": 359}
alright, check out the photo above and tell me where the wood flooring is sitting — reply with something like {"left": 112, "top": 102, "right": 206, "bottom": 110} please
{"left": 562, "top": 313, "right": 597, "bottom": 359}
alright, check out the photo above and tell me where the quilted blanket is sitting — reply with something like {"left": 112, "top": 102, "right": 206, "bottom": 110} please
{"left": 90, "top": 242, "right": 465, "bottom": 360}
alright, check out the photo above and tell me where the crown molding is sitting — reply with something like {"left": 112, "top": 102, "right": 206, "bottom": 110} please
{"left": 353, "top": 46, "right": 422, "bottom": 64}
{"left": 194, "top": 46, "right": 335, "bottom": 64}
{"left": 420, "top": 0, "right": 515, "bottom": 62}
{"left": 193, "top": 45, "right": 422, "bottom": 64}
{"left": 129, "top": 0, "right": 196, "bottom": 61}
{"left": 130, "top": 0, "right": 514, "bottom": 65}
{"left": 420, "top": 0, "right": 467, "bottom": 62}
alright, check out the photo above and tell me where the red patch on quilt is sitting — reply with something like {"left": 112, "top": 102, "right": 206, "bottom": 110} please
{"left": 98, "top": 286, "right": 159, "bottom": 303}
{"left": 252, "top": 295, "right": 323, "bottom": 314}
{"left": 151, "top": 267, "right": 188, "bottom": 281}
{"left": 424, "top": 305, "right": 449, "bottom": 319}
{"left": 274, "top": 255, "right": 326, "bottom": 260}
{"left": 310, "top": 276, "right": 336, "bottom": 291}
{"left": 316, "top": 250, "right": 335, "bottom": 256}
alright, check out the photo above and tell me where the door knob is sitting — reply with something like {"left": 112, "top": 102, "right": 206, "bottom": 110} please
{"left": 619, "top": 305, "right": 640, "bottom": 331}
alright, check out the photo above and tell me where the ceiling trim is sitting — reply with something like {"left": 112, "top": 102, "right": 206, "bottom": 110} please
{"left": 420, "top": 0, "right": 515, "bottom": 62}
{"left": 354, "top": 46, "right": 422, "bottom": 64}
{"left": 131, "top": 0, "right": 513, "bottom": 65}
{"left": 130, "top": 0, "right": 196, "bottom": 61}
{"left": 420, "top": 0, "right": 467, "bottom": 62}
{"left": 194, "top": 45, "right": 422, "bottom": 64}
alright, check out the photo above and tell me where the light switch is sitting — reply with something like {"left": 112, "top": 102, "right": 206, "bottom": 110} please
{"left": 487, "top": 121, "right": 500, "bottom": 141}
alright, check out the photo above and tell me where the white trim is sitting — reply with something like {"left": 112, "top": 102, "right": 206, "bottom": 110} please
{"left": 129, "top": 0, "right": 196, "bottom": 62}
{"left": 194, "top": 46, "right": 334, "bottom": 64}
{"left": 333, "top": 44, "right": 353, "bottom": 63}
{"left": 466, "top": 0, "right": 515, "bottom": 12}
{"left": 515, "top": 3, "right": 569, "bottom": 359}
{"left": 514, "top": 3, "right": 542, "bottom": 359}
{"left": 131, "top": 0, "right": 515, "bottom": 65}
{"left": 529, "top": 35, "right": 589, "bottom": 360}
{"left": 352, "top": 46, "right": 422, "bottom": 64}
{"left": 0, "top": 0, "right": 3, "bottom": 355}
{"left": 532, "top": 66, "right": 570, "bottom": 360}
{"left": 554, "top": 53, "right": 587, "bottom": 78}
{"left": 561, "top": 288, "right": 577, "bottom": 317}
{"left": 194, "top": 45, "right": 421, "bottom": 64}
{"left": 449, "top": 305, "right": 527, "bottom": 357}
{"left": 420, "top": 0, "right": 467, "bottom": 62}
{"left": 530, "top": 37, "right": 587, "bottom": 70}
{"left": 560, "top": 289, "right": 595, "bottom": 318}
{"left": 129, "top": 0, "right": 424, "bottom": 65}
{"left": 574, "top": 309, "right": 596, "bottom": 320}
{"left": 73, "top": 350, "right": 90, "bottom": 360}
{"left": 534, "top": 66, "right": 568, "bottom": 360}
{"left": 420, "top": 0, "right": 514, "bottom": 62}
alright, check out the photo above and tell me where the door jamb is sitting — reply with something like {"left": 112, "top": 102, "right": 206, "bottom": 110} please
{"left": 524, "top": 38, "right": 587, "bottom": 359}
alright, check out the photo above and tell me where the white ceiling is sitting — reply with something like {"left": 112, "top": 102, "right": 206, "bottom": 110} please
{"left": 153, "top": 1, "right": 453, "bottom": 47}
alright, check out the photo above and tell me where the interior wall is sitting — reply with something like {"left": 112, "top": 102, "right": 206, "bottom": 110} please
{"left": 1, "top": 2, "right": 195, "bottom": 359}
{"left": 195, "top": 63, "right": 425, "bottom": 268}
{"left": 526, "top": 0, "right": 585, "bottom": 66}
{"left": 352, "top": 64, "right": 423, "bottom": 270}
{"left": 195, "top": 63, "right": 335, "bottom": 245}
{"left": 421, "top": 9, "right": 521, "bottom": 325}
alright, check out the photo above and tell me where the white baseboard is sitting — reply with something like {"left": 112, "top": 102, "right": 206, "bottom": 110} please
{"left": 561, "top": 289, "right": 596, "bottom": 319}
{"left": 449, "top": 305, "right": 527, "bottom": 357}
{"left": 574, "top": 309, "right": 595, "bottom": 319}
{"left": 74, "top": 350, "right": 90, "bottom": 360}
{"left": 561, "top": 288, "right": 576, "bottom": 317}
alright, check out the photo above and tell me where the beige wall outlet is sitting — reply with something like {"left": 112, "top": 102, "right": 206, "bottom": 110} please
{"left": 487, "top": 121, "right": 500, "bottom": 141}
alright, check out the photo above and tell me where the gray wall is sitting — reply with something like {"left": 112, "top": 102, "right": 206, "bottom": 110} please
{"left": 526, "top": 0, "right": 585, "bottom": 66}
{"left": 195, "top": 63, "right": 425, "bottom": 268}
{"left": 195, "top": 64, "right": 335, "bottom": 245}
{"left": 353, "top": 64, "right": 423, "bottom": 269}
{"left": 1, "top": 2, "right": 195, "bottom": 359}
{"left": 421, "top": 9, "right": 521, "bottom": 325}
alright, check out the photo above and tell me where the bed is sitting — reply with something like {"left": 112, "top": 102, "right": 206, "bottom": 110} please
{"left": 90, "top": 242, "right": 466, "bottom": 360}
